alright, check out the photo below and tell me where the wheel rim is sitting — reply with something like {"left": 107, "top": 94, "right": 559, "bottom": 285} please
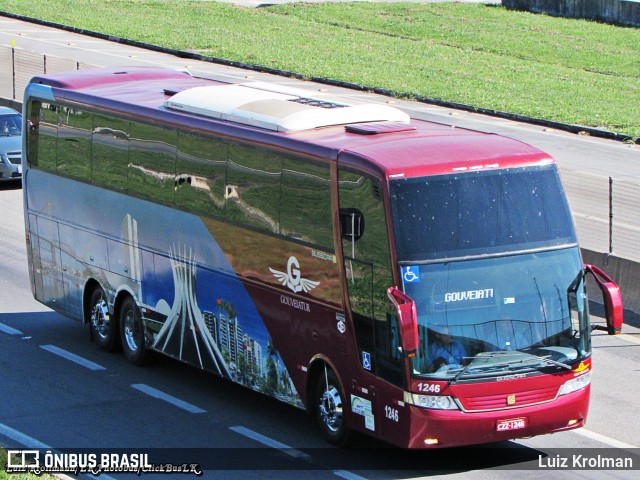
{"left": 123, "top": 309, "right": 139, "bottom": 353}
{"left": 91, "top": 299, "right": 110, "bottom": 340}
{"left": 319, "top": 385, "right": 343, "bottom": 433}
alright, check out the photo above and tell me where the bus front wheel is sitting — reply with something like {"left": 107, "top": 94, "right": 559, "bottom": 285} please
{"left": 120, "top": 296, "right": 146, "bottom": 365}
{"left": 315, "top": 368, "right": 349, "bottom": 446}
{"left": 88, "top": 288, "right": 119, "bottom": 351}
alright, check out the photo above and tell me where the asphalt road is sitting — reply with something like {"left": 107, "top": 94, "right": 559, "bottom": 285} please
{"left": 1, "top": 180, "right": 640, "bottom": 479}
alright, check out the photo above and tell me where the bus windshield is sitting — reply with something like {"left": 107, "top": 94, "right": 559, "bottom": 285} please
{"left": 399, "top": 249, "right": 590, "bottom": 380}
{"left": 389, "top": 166, "right": 587, "bottom": 380}
{"left": 389, "top": 165, "right": 576, "bottom": 262}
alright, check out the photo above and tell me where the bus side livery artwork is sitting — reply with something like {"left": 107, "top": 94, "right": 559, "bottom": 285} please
{"left": 21, "top": 67, "right": 623, "bottom": 449}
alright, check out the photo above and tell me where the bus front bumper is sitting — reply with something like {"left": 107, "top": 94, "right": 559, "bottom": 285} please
{"left": 405, "top": 386, "right": 589, "bottom": 449}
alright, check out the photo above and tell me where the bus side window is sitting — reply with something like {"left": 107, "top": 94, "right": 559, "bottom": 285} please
{"left": 338, "top": 169, "right": 400, "bottom": 385}
{"left": 32, "top": 102, "right": 59, "bottom": 171}
{"left": 128, "top": 122, "right": 177, "bottom": 205}
{"left": 280, "top": 155, "right": 332, "bottom": 248}
{"left": 225, "top": 143, "right": 281, "bottom": 233}
{"left": 26, "top": 100, "right": 41, "bottom": 168}
{"left": 57, "top": 107, "right": 92, "bottom": 181}
{"left": 92, "top": 113, "right": 130, "bottom": 190}
{"left": 176, "top": 131, "right": 228, "bottom": 217}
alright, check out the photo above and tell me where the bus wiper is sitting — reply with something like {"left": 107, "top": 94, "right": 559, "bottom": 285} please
{"left": 448, "top": 351, "right": 570, "bottom": 385}
{"left": 533, "top": 355, "right": 572, "bottom": 370}
{"left": 448, "top": 360, "right": 475, "bottom": 385}
{"left": 495, "top": 352, "right": 572, "bottom": 371}
{"left": 448, "top": 351, "right": 507, "bottom": 385}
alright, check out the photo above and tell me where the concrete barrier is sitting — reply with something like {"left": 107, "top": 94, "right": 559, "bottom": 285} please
{"left": 503, "top": 0, "right": 640, "bottom": 27}
{"left": 584, "top": 250, "right": 640, "bottom": 324}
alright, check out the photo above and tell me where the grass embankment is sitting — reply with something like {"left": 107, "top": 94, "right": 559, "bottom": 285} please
{"left": 0, "top": 0, "right": 638, "bottom": 140}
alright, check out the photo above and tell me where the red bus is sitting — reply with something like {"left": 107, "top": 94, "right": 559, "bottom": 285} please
{"left": 22, "top": 67, "right": 623, "bottom": 448}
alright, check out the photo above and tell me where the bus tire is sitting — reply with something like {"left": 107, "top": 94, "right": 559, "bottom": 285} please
{"left": 120, "top": 296, "right": 146, "bottom": 365}
{"left": 315, "top": 368, "right": 349, "bottom": 446}
{"left": 88, "top": 287, "right": 119, "bottom": 352}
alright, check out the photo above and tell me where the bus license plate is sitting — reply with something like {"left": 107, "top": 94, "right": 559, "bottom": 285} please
{"left": 496, "top": 417, "right": 527, "bottom": 431}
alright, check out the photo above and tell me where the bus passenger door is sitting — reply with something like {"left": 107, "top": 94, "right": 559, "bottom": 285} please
{"left": 338, "top": 166, "right": 404, "bottom": 436}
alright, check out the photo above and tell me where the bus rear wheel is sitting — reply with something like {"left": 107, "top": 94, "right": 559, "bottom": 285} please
{"left": 315, "top": 368, "right": 349, "bottom": 446}
{"left": 120, "top": 296, "right": 146, "bottom": 365}
{"left": 88, "top": 287, "right": 119, "bottom": 351}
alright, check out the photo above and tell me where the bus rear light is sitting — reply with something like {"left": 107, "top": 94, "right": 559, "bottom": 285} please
{"left": 558, "top": 372, "right": 590, "bottom": 396}
{"left": 410, "top": 393, "right": 459, "bottom": 410}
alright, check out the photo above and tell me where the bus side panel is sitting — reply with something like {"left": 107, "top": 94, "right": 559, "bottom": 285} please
{"left": 28, "top": 214, "right": 64, "bottom": 312}
{"left": 26, "top": 213, "right": 45, "bottom": 303}
{"left": 24, "top": 170, "right": 338, "bottom": 409}
{"left": 242, "top": 281, "right": 348, "bottom": 408}
{"left": 140, "top": 247, "right": 305, "bottom": 407}
{"left": 58, "top": 223, "right": 90, "bottom": 320}
{"left": 198, "top": 216, "right": 346, "bottom": 408}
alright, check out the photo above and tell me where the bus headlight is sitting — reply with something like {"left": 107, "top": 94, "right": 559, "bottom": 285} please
{"left": 558, "top": 372, "right": 590, "bottom": 396}
{"left": 410, "top": 394, "right": 459, "bottom": 410}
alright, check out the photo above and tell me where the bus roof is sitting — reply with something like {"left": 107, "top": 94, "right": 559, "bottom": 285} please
{"left": 28, "top": 66, "right": 553, "bottom": 179}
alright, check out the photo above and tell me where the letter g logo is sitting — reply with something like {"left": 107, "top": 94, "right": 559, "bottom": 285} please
{"left": 287, "top": 256, "right": 301, "bottom": 289}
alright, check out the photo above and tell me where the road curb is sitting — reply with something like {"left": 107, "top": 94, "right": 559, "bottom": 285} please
{"left": 0, "top": 10, "right": 636, "bottom": 145}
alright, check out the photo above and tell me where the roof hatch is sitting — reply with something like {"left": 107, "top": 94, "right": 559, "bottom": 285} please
{"left": 164, "top": 82, "right": 410, "bottom": 132}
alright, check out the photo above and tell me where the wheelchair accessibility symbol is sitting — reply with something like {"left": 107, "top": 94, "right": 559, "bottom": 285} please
{"left": 402, "top": 266, "right": 420, "bottom": 283}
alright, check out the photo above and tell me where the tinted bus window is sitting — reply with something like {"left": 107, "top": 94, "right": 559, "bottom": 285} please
{"left": 128, "top": 122, "right": 177, "bottom": 204}
{"left": 280, "top": 156, "right": 332, "bottom": 248}
{"left": 338, "top": 169, "right": 399, "bottom": 385}
{"left": 338, "top": 171, "right": 391, "bottom": 269}
{"left": 57, "top": 107, "right": 92, "bottom": 180}
{"left": 35, "top": 103, "right": 59, "bottom": 170}
{"left": 176, "top": 131, "right": 228, "bottom": 217}
{"left": 390, "top": 165, "right": 577, "bottom": 262}
{"left": 92, "top": 114, "right": 130, "bottom": 190}
{"left": 26, "top": 100, "right": 42, "bottom": 168}
{"left": 225, "top": 143, "right": 281, "bottom": 233}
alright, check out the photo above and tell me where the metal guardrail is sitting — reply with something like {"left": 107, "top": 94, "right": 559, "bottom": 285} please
{"left": 0, "top": 46, "right": 91, "bottom": 101}
{"left": 2, "top": 44, "right": 639, "bottom": 314}
{"left": 561, "top": 171, "right": 640, "bottom": 264}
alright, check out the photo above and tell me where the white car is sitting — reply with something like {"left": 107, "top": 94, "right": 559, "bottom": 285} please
{"left": 0, "top": 107, "right": 22, "bottom": 182}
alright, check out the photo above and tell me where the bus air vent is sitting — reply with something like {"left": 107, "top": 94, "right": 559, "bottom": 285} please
{"left": 288, "top": 97, "right": 346, "bottom": 109}
{"left": 345, "top": 122, "right": 417, "bottom": 135}
{"left": 164, "top": 82, "right": 410, "bottom": 132}
{"left": 163, "top": 87, "right": 187, "bottom": 97}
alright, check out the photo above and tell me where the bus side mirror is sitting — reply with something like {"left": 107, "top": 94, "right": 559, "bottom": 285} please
{"left": 584, "top": 264, "right": 623, "bottom": 335}
{"left": 387, "top": 287, "right": 418, "bottom": 357}
{"left": 339, "top": 208, "right": 364, "bottom": 242}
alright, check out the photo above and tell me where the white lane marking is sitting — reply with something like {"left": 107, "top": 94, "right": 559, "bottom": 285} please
{"left": 573, "top": 427, "right": 638, "bottom": 449}
{"left": 40, "top": 344, "right": 106, "bottom": 371}
{"left": 230, "top": 426, "right": 368, "bottom": 479}
{"left": 0, "top": 422, "right": 50, "bottom": 449}
{"left": 618, "top": 333, "right": 640, "bottom": 345}
{"left": 131, "top": 384, "right": 206, "bottom": 414}
{"left": 229, "top": 426, "right": 310, "bottom": 460}
{"left": 0, "top": 322, "right": 23, "bottom": 335}
{"left": 334, "top": 470, "right": 368, "bottom": 480}
{"left": 0, "top": 422, "right": 118, "bottom": 480}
